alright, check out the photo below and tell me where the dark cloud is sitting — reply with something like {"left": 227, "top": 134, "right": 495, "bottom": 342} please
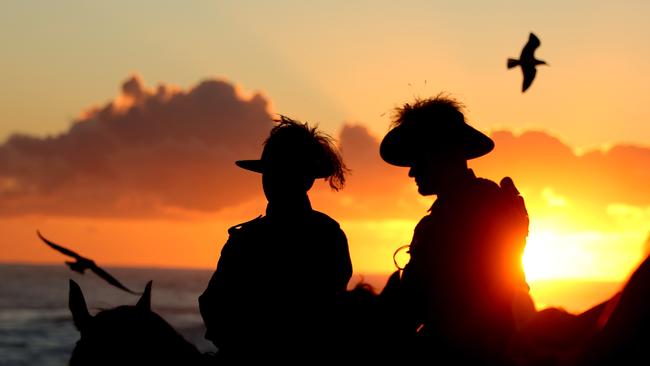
{"left": 0, "top": 75, "right": 273, "bottom": 217}
{"left": 312, "top": 124, "right": 424, "bottom": 220}
{"left": 318, "top": 126, "right": 650, "bottom": 222}
{"left": 339, "top": 124, "right": 409, "bottom": 196}
{"left": 2, "top": 76, "right": 649, "bottom": 222}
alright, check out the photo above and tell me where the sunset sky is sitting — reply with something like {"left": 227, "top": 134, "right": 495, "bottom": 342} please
{"left": 2, "top": 1, "right": 650, "bottom": 310}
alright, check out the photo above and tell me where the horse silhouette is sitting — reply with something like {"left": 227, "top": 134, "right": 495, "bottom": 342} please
{"left": 65, "top": 263, "right": 650, "bottom": 365}
{"left": 68, "top": 280, "right": 210, "bottom": 366}
{"left": 345, "top": 259, "right": 650, "bottom": 366}
{"left": 579, "top": 254, "right": 650, "bottom": 366}
{"left": 66, "top": 277, "right": 399, "bottom": 364}
{"left": 333, "top": 281, "right": 400, "bottom": 361}
{"left": 508, "top": 254, "right": 650, "bottom": 366}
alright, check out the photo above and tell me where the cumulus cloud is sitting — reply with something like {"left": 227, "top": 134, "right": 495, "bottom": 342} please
{"left": 473, "top": 130, "right": 650, "bottom": 208}
{"left": 0, "top": 75, "right": 273, "bottom": 217}
{"left": 312, "top": 124, "right": 433, "bottom": 220}
{"left": 470, "top": 130, "right": 650, "bottom": 232}
{"left": 2, "top": 76, "right": 650, "bottom": 223}
{"left": 338, "top": 124, "right": 411, "bottom": 196}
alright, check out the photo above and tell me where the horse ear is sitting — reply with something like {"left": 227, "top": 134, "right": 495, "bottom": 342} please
{"left": 69, "top": 279, "right": 91, "bottom": 331}
{"left": 136, "top": 280, "right": 153, "bottom": 310}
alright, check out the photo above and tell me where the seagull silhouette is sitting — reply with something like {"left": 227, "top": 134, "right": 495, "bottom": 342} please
{"left": 507, "top": 32, "right": 548, "bottom": 92}
{"left": 37, "top": 230, "right": 140, "bottom": 294}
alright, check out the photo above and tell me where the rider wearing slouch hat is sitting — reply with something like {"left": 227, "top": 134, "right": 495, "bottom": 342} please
{"left": 380, "top": 95, "right": 531, "bottom": 363}
{"left": 199, "top": 116, "right": 352, "bottom": 360}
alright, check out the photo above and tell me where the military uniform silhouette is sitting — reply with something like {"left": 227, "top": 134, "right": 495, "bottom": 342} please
{"left": 380, "top": 96, "right": 531, "bottom": 364}
{"left": 402, "top": 171, "right": 529, "bottom": 362}
{"left": 199, "top": 116, "right": 352, "bottom": 361}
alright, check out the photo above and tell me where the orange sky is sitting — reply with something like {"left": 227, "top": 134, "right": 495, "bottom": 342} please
{"left": 0, "top": 75, "right": 648, "bottom": 312}
{"left": 2, "top": 75, "right": 649, "bottom": 283}
{"left": 2, "top": 1, "right": 650, "bottom": 312}
{"left": 2, "top": 2, "right": 650, "bottom": 149}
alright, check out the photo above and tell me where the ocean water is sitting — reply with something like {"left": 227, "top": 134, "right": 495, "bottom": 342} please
{"left": 0, "top": 264, "right": 217, "bottom": 366}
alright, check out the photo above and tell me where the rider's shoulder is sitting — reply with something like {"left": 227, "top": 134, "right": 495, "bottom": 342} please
{"left": 227, "top": 215, "right": 264, "bottom": 236}
{"left": 310, "top": 210, "right": 342, "bottom": 229}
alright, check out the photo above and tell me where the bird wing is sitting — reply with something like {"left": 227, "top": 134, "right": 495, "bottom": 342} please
{"left": 521, "top": 66, "right": 537, "bottom": 92}
{"left": 520, "top": 32, "right": 541, "bottom": 59}
{"left": 90, "top": 264, "right": 140, "bottom": 294}
{"left": 37, "top": 230, "right": 85, "bottom": 260}
{"left": 38, "top": 230, "right": 139, "bottom": 294}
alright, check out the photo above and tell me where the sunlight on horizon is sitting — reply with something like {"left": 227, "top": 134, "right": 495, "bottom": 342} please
{"left": 521, "top": 222, "right": 648, "bottom": 312}
{"left": 523, "top": 225, "right": 646, "bottom": 282}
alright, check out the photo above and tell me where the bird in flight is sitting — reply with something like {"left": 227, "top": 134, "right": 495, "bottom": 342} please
{"left": 37, "top": 230, "right": 140, "bottom": 294}
{"left": 507, "top": 32, "right": 548, "bottom": 92}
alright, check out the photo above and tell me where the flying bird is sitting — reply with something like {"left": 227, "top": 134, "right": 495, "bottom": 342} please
{"left": 507, "top": 32, "right": 548, "bottom": 92}
{"left": 37, "top": 230, "right": 140, "bottom": 294}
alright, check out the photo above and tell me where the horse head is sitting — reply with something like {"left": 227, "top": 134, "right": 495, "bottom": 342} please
{"left": 68, "top": 280, "right": 205, "bottom": 366}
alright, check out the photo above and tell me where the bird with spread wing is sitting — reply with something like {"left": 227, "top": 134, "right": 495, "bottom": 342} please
{"left": 37, "top": 230, "right": 140, "bottom": 294}
{"left": 507, "top": 32, "right": 548, "bottom": 92}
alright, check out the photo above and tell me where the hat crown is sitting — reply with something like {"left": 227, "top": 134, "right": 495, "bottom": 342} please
{"left": 236, "top": 118, "right": 337, "bottom": 181}
{"left": 380, "top": 96, "right": 494, "bottom": 166}
{"left": 260, "top": 125, "right": 325, "bottom": 174}
{"left": 397, "top": 100, "right": 467, "bottom": 135}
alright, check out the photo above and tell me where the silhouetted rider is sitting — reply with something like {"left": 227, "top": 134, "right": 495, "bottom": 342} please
{"left": 380, "top": 95, "right": 531, "bottom": 364}
{"left": 199, "top": 116, "right": 352, "bottom": 361}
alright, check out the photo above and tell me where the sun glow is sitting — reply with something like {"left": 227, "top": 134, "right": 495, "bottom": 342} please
{"left": 523, "top": 229, "right": 580, "bottom": 281}
{"left": 523, "top": 225, "right": 645, "bottom": 282}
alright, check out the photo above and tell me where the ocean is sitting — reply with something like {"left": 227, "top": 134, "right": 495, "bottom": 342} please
{"left": 0, "top": 264, "right": 620, "bottom": 366}
{"left": 0, "top": 264, "right": 218, "bottom": 366}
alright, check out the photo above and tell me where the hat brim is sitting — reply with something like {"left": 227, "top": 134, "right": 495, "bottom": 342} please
{"left": 380, "top": 123, "right": 494, "bottom": 167}
{"left": 235, "top": 159, "right": 332, "bottom": 178}
{"left": 235, "top": 160, "right": 265, "bottom": 173}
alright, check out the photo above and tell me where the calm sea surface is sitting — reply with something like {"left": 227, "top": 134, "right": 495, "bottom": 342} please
{"left": 0, "top": 263, "right": 619, "bottom": 366}
{"left": 0, "top": 264, "right": 218, "bottom": 366}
